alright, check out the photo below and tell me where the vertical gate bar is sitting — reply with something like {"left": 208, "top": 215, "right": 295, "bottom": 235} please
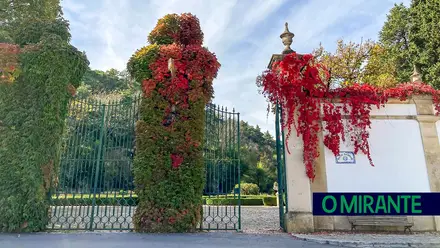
{"left": 232, "top": 108, "right": 236, "bottom": 230}
{"left": 216, "top": 105, "right": 219, "bottom": 230}
{"left": 280, "top": 106, "right": 288, "bottom": 215}
{"left": 61, "top": 100, "right": 79, "bottom": 229}
{"left": 201, "top": 104, "right": 207, "bottom": 230}
{"left": 86, "top": 100, "right": 100, "bottom": 227}
{"left": 114, "top": 99, "right": 126, "bottom": 229}
{"left": 221, "top": 107, "right": 225, "bottom": 229}
{"left": 127, "top": 96, "right": 139, "bottom": 225}
{"left": 68, "top": 99, "right": 85, "bottom": 229}
{"left": 237, "top": 111, "right": 241, "bottom": 231}
{"left": 115, "top": 99, "right": 125, "bottom": 229}
{"left": 90, "top": 102, "right": 106, "bottom": 231}
{"left": 112, "top": 99, "right": 122, "bottom": 229}
{"left": 61, "top": 99, "right": 83, "bottom": 229}
{"left": 209, "top": 104, "right": 214, "bottom": 229}
{"left": 225, "top": 108, "right": 230, "bottom": 228}
{"left": 102, "top": 100, "right": 115, "bottom": 229}
{"left": 78, "top": 99, "right": 91, "bottom": 228}
{"left": 275, "top": 102, "right": 284, "bottom": 230}
{"left": 228, "top": 110, "right": 235, "bottom": 226}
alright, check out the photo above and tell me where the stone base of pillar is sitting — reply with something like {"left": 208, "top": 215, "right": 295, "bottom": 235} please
{"left": 314, "top": 216, "right": 334, "bottom": 231}
{"left": 284, "top": 211, "right": 314, "bottom": 233}
{"left": 435, "top": 216, "right": 440, "bottom": 232}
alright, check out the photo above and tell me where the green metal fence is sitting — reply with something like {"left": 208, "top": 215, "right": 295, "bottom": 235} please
{"left": 201, "top": 103, "right": 241, "bottom": 230}
{"left": 275, "top": 103, "right": 288, "bottom": 231}
{"left": 48, "top": 97, "right": 241, "bottom": 231}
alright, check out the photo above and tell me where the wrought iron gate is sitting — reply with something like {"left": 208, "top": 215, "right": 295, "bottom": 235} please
{"left": 48, "top": 97, "right": 241, "bottom": 231}
{"left": 201, "top": 103, "right": 241, "bottom": 231}
{"left": 275, "top": 103, "right": 288, "bottom": 231}
{"left": 48, "top": 96, "right": 140, "bottom": 230}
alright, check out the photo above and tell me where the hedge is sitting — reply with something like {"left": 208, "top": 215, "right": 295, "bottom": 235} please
{"left": 263, "top": 196, "right": 277, "bottom": 206}
{"left": 205, "top": 198, "right": 262, "bottom": 206}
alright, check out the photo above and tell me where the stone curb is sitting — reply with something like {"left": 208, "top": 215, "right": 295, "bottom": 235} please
{"left": 290, "top": 234, "right": 440, "bottom": 248}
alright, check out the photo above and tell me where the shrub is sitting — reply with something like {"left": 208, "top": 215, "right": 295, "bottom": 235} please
{"left": 232, "top": 183, "right": 260, "bottom": 195}
{"left": 263, "top": 196, "right": 277, "bottom": 206}
{"left": 128, "top": 13, "right": 220, "bottom": 233}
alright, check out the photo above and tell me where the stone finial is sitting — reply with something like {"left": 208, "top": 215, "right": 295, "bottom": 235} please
{"left": 280, "top": 22, "right": 294, "bottom": 54}
{"left": 411, "top": 64, "right": 422, "bottom": 83}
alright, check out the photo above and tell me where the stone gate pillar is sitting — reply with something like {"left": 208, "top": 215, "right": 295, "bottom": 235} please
{"left": 268, "top": 23, "right": 318, "bottom": 233}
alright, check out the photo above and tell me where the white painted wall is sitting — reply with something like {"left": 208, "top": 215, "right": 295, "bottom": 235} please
{"left": 324, "top": 118, "right": 431, "bottom": 193}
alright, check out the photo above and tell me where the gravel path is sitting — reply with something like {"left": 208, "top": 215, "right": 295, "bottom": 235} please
{"left": 240, "top": 206, "right": 281, "bottom": 233}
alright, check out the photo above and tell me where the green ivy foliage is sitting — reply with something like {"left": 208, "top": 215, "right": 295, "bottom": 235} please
{"left": 0, "top": 30, "right": 14, "bottom": 43}
{"left": 0, "top": 22, "right": 88, "bottom": 232}
{"left": 147, "top": 14, "right": 180, "bottom": 45}
{"left": 127, "top": 44, "right": 160, "bottom": 83}
{"left": 133, "top": 93, "right": 205, "bottom": 232}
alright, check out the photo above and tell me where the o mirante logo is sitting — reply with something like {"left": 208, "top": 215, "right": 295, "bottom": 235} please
{"left": 313, "top": 193, "right": 440, "bottom": 216}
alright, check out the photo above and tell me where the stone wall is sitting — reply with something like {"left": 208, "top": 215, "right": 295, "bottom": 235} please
{"left": 283, "top": 96, "right": 440, "bottom": 232}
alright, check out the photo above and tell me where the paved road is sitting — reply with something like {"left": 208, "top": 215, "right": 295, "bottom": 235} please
{"left": 0, "top": 232, "right": 336, "bottom": 248}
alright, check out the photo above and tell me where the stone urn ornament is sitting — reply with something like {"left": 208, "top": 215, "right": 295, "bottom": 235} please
{"left": 280, "top": 22, "right": 294, "bottom": 54}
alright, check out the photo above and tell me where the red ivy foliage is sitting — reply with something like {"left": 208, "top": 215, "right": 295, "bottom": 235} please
{"left": 257, "top": 52, "right": 440, "bottom": 180}
{"left": 179, "top": 13, "right": 204, "bottom": 46}
{"left": 0, "top": 43, "right": 20, "bottom": 84}
{"left": 142, "top": 15, "right": 220, "bottom": 168}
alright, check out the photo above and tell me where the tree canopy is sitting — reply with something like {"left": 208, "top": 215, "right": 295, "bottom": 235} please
{"left": 315, "top": 0, "right": 440, "bottom": 89}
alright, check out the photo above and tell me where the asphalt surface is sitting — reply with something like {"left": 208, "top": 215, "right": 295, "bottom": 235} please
{"left": 0, "top": 232, "right": 336, "bottom": 248}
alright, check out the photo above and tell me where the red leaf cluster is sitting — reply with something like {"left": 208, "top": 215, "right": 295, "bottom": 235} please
{"left": 143, "top": 19, "right": 220, "bottom": 170}
{"left": 0, "top": 43, "right": 20, "bottom": 84}
{"left": 258, "top": 52, "right": 440, "bottom": 180}
{"left": 171, "top": 154, "right": 184, "bottom": 168}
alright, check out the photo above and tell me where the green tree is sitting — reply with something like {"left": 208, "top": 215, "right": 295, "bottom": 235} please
{"left": 313, "top": 39, "right": 398, "bottom": 87}
{"left": 379, "top": 3, "right": 412, "bottom": 83}
{"left": 379, "top": 1, "right": 440, "bottom": 88}
{"left": 239, "top": 121, "right": 277, "bottom": 193}
{"left": 409, "top": 0, "right": 440, "bottom": 88}
{"left": 1, "top": 0, "right": 62, "bottom": 41}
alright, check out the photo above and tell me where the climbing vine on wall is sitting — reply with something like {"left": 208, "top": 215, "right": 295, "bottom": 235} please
{"left": 127, "top": 13, "right": 220, "bottom": 232}
{"left": 257, "top": 52, "right": 440, "bottom": 180}
{"left": 0, "top": 18, "right": 89, "bottom": 232}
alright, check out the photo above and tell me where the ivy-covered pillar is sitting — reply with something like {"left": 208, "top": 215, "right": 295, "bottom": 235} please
{"left": 127, "top": 13, "right": 220, "bottom": 232}
{"left": 0, "top": 19, "right": 89, "bottom": 232}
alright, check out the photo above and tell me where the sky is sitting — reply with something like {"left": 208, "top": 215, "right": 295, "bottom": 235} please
{"left": 61, "top": 0, "right": 410, "bottom": 136}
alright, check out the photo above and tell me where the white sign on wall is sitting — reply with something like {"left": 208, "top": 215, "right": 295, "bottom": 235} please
{"left": 335, "top": 151, "right": 355, "bottom": 164}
